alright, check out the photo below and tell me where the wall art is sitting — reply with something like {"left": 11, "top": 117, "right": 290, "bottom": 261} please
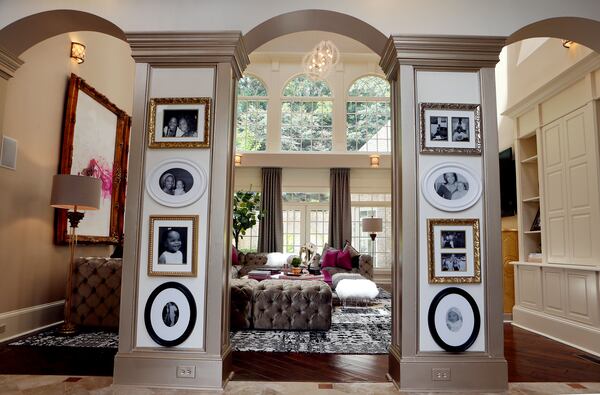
{"left": 146, "top": 159, "right": 207, "bottom": 208}
{"left": 422, "top": 163, "right": 482, "bottom": 212}
{"left": 419, "top": 102, "right": 481, "bottom": 155}
{"left": 148, "top": 215, "right": 198, "bottom": 277}
{"left": 148, "top": 97, "right": 210, "bottom": 148}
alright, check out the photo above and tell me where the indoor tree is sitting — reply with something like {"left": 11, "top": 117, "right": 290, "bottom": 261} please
{"left": 232, "top": 191, "right": 264, "bottom": 250}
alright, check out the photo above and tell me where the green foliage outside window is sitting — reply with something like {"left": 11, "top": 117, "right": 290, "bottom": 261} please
{"left": 236, "top": 75, "right": 267, "bottom": 152}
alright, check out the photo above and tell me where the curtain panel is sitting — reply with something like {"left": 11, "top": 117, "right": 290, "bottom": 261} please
{"left": 258, "top": 167, "right": 283, "bottom": 252}
{"left": 328, "top": 168, "right": 352, "bottom": 249}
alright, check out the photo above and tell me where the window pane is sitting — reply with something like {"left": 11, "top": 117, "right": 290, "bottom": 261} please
{"left": 351, "top": 197, "right": 393, "bottom": 268}
{"left": 283, "top": 75, "right": 332, "bottom": 97}
{"left": 236, "top": 99, "right": 267, "bottom": 151}
{"left": 237, "top": 75, "right": 267, "bottom": 97}
{"left": 348, "top": 76, "right": 390, "bottom": 97}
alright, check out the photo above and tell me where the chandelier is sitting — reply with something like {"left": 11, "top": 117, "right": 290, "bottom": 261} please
{"left": 303, "top": 40, "right": 340, "bottom": 80}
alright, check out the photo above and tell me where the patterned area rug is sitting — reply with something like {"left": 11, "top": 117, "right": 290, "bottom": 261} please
{"left": 230, "top": 289, "right": 391, "bottom": 354}
{"left": 9, "top": 330, "right": 118, "bottom": 348}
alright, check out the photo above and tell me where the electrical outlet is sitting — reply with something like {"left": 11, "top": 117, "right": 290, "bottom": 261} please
{"left": 0, "top": 324, "right": 5, "bottom": 334}
{"left": 176, "top": 365, "right": 195, "bottom": 378}
{"left": 432, "top": 368, "right": 451, "bottom": 381}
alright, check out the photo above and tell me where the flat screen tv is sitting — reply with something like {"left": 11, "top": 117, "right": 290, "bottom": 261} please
{"left": 499, "top": 147, "right": 517, "bottom": 217}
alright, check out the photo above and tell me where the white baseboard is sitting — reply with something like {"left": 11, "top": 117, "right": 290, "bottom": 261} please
{"left": 0, "top": 300, "right": 64, "bottom": 342}
{"left": 512, "top": 305, "right": 600, "bottom": 357}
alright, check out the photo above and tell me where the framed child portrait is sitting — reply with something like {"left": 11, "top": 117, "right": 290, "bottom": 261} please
{"left": 148, "top": 215, "right": 198, "bottom": 277}
{"left": 148, "top": 97, "right": 211, "bottom": 148}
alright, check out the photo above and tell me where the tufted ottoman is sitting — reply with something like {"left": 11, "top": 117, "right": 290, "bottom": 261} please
{"left": 71, "top": 257, "right": 122, "bottom": 329}
{"left": 230, "top": 278, "right": 259, "bottom": 329}
{"left": 253, "top": 280, "right": 332, "bottom": 331}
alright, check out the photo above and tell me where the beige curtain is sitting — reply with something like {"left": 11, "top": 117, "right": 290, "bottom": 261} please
{"left": 258, "top": 167, "right": 283, "bottom": 253}
{"left": 328, "top": 168, "right": 352, "bottom": 249}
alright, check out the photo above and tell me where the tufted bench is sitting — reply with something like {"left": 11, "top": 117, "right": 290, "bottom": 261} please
{"left": 252, "top": 280, "right": 332, "bottom": 331}
{"left": 230, "top": 278, "right": 259, "bottom": 329}
{"left": 70, "top": 257, "right": 122, "bottom": 329}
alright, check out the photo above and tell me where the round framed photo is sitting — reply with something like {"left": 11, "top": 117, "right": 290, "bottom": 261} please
{"left": 144, "top": 281, "right": 197, "bottom": 347}
{"left": 146, "top": 159, "right": 207, "bottom": 207}
{"left": 427, "top": 287, "right": 480, "bottom": 352}
{"left": 422, "top": 163, "right": 481, "bottom": 212}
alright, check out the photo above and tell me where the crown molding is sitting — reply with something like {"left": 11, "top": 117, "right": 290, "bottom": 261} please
{"left": 502, "top": 52, "right": 600, "bottom": 118}
{"left": 387, "top": 35, "right": 506, "bottom": 69}
{"left": 379, "top": 37, "right": 399, "bottom": 81}
{"left": 0, "top": 45, "right": 24, "bottom": 80}
{"left": 126, "top": 32, "right": 249, "bottom": 78}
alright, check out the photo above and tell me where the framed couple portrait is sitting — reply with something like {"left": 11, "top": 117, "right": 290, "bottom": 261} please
{"left": 148, "top": 215, "right": 198, "bottom": 277}
{"left": 146, "top": 159, "right": 208, "bottom": 208}
{"left": 427, "top": 218, "right": 481, "bottom": 284}
{"left": 419, "top": 102, "right": 482, "bottom": 155}
{"left": 148, "top": 97, "right": 211, "bottom": 148}
{"left": 422, "top": 163, "right": 482, "bottom": 212}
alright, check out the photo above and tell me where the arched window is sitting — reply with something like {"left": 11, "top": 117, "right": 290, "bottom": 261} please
{"left": 281, "top": 75, "right": 333, "bottom": 151}
{"left": 236, "top": 75, "right": 267, "bottom": 151}
{"left": 346, "top": 75, "right": 391, "bottom": 152}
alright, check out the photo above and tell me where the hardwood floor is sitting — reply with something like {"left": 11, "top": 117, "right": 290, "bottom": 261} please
{"left": 0, "top": 323, "right": 599, "bottom": 383}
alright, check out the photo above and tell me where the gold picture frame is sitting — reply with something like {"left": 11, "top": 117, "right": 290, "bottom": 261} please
{"left": 148, "top": 97, "right": 211, "bottom": 148}
{"left": 427, "top": 218, "right": 481, "bottom": 284}
{"left": 419, "top": 102, "right": 482, "bottom": 155}
{"left": 148, "top": 215, "right": 199, "bottom": 277}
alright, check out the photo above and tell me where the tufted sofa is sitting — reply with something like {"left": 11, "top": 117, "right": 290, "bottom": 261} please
{"left": 253, "top": 280, "right": 332, "bottom": 330}
{"left": 320, "top": 254, "right": 374, "bottom": 280}
{"left": 230, "top": 278, "right": 258, "bottom": 329}
{"left": 70, "top": 257, "right": 122, "bottom": 329}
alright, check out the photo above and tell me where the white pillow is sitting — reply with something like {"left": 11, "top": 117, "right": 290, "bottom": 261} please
{"left": 266, "top": 252, "right": 291, "bottom": 267}
{"left": 336, "top": 279, "right": 379, "bottom": 300}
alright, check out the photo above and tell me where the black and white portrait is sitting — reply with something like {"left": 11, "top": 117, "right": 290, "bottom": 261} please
{"left": 451, "top": 117, "right": 470, "bottom": 142}
{"left": 157, "top": 226, "right": 188, "bottom": 265}
{"left": 446, "top": 307, "right": 463, "bottom": 332}
{"left": 159, "top": 168, "right": 194, "bottom": 196}
{"left": 441, "top": 253, "right": 467, "bottom": 272}
{"left": 429, "top": 116, "right": 448, "bottom": 141}
{"left": 162, "top": 109, "right": 199, "bottom": 138}
{"left": 441, "top": 230, "right": 466, "bottom": 249}
{"left": 434, "top": 172, "right": 470, "bottom": 201}
{"left": 162, "top": 302, "right": 179, "bottom": 327}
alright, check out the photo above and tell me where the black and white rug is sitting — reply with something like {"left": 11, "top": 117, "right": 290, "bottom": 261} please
{"left": 10, "top": 289, "right": 391, "bottom": 355}
{"left": 230, "top": 289, "right": 391, "bottom": 354}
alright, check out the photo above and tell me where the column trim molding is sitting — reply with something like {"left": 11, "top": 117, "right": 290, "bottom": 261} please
{"left": 126, "top": 32, "right": 249, "bottom": 78}
{"left": 0, "top": 45, "right": 24, "bottom": 80}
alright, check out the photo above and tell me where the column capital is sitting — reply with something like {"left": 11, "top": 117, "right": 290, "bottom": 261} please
{"left": 126, "top": 31, "right": 249, "bottom": 78}
{"left": 0, "top": 45, "right": 24, "bottom": 80}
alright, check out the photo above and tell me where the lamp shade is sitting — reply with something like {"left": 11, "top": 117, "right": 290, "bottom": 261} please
{"left": 362, "top": 217, "right": 383, "bottom": 233}
{"left": 50, "top": 174, "right": 101, "bottom": 210}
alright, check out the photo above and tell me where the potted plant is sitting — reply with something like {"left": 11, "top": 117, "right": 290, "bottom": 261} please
{"left": 290, "top": 256, "right": 302, "bottom": 275}
{"left": 232, "top": 191, "right": 264, "bottom": 250}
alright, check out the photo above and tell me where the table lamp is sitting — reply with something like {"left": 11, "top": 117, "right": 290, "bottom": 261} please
{"left": 51, "top": 174, "right": 101, "bottom": 334}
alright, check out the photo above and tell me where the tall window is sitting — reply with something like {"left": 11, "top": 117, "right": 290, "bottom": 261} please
{"left": 236, "top": 75, "right": 267, "bottom": 151}
{"left": 282, "top": 192, "right": 329, "bottom": 253}
{"left": 346, "top": 76, "right": 391, "bottom": 152}
{"left": 236, "top": 222, "right": 259, "bottom": 252}
{"left": 351, "top": 193, "right": 392, "bottom": 268}
{"left": 281, "top": 75, "right": 333, "bottom": 151}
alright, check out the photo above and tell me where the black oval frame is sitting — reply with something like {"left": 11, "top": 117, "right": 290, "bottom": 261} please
{"left": 144, "top": 281, "right": 197, "bottom": 347}
{"left": 427, "top": 287, "right": 480, "bottom": 352}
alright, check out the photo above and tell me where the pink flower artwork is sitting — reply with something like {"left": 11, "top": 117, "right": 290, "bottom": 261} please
{"left": 81, "top": 158, "right": 113, "bottom": 199}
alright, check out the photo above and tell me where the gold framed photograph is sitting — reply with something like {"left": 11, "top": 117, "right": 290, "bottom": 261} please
{"left": 427, "top": 218, "right": 480, "bottom": 284}
{"left": 148, "top": 97, "right": 211, "bottom": 148}
{"left": 419, "top": 102, "right": 482, "bottom": 155}
{"left": 148, "top": 215, "right": 198, "bottom": 277}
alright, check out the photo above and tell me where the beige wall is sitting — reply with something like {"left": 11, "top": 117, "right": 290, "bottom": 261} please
{"left": 0, "top": 31, "right": 134, "bottom": 314}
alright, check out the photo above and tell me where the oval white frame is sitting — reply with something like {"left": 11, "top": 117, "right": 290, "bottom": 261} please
{"left": 422, "top": 163, "right": 481, "bottom": 212}
{"left": 146, "top": 158, "right": 207, "bottom": 208}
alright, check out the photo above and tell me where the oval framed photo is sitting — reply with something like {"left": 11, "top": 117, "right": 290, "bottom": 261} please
{"left": 144, "top": 282, "right": 197, "bottom": 347}
{"left": 427, "top": 287, "right": 480, "bottom": 352}
{"left": 422, "top": 163, "right": 481, "bottom": 212}
{"left": 146, "top": 158, "right": 207, "bottom": 207}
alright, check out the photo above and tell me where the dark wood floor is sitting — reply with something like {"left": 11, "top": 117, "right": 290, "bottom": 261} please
{"left": 1, "top": 324, "right": 599, "bottom": 382}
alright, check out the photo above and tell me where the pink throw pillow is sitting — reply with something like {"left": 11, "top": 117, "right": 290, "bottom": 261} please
{"left": 321, "top": 249, "right": 338, "bottom": 268}
{"left": 321, "top": 269, "right": 332, "bottom": 284}
{"left": 231, "top": 246, "right": 238, "bottom": 265}
{"left": 336, "top": 249, "right": 352, "bottom": 270}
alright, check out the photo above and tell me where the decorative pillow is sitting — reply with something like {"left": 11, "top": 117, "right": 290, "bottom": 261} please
{"left": 266, "top": 252, "right": 289, "bottom": 267}
{"left": 336, "top": 249, "right": 352, "bottom": 270}
{"left": 321, "top": 249, "right": 339, "bottom": 268}
{"left": 231, "top": 246, "right": 238, "bottom": 266}
{"left": 351, "top": 255, "right": 360, "bottom": 269}
{"left": 321, "top": 269, "right": 333, "bottom": 284}
{"left": 343, "top": 240, "right": 360, "bottom": 258}
{"left": 320, "top": 243, "right": 337, "bottom": 263}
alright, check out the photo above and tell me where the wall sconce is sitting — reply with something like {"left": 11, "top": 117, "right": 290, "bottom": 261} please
{"left": 562, "top": 40, "right": 574, "bottom": 49}
{"left": 234, "top": 154, "right": 242, "bottom": 167}
{"left": 70, "top": 42, "right": 86, "bottom": 64}
{"left": 369, "top": 154, "right": 380, "bottom": 168}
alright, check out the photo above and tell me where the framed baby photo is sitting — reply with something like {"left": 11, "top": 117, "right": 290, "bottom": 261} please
{"left": 427, "top": 218, "right": 481, "bottom": 284}
{"left": 419, "top": 102, "right": 481, "bottom": 155}
{"left": 148, "top": 215, "right": 198, "bottom": 277}
{"left": 422, "top": 163, "right": 482, "bottom": 212}
{"left": 148, "top": 97, "right": 211, "bottom": 148}
{"left": 146, "top": 159, "right": 208, "bottom": 208}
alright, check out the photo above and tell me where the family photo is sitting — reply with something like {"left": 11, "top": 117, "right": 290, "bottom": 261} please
{"left": 451, "top": 117, "right": 470, "bottom": 142}
{"left": 429, "top": 116, "right": 448, "bottom": 141}
{"left": 162, "top": 109, "right": 199, "bottom": 138}
{"left": 162, "top": 302, "right": 179, "bottom": 327}
{"left": 159, "top": 168, "right": 194, "bottom": 196}
{"left": 157, "top": 226, "right": 188, "bottom": 265}
{"left": 446, "top": 307, "right": 463, "bottom": 332}
{"left": 441, "top": 230, "right": 466, "bottom": 249}
{"left": 441, "top": 253, "right": 467, "bottom": 272}
{"left": 435, "top": 172, "right": 470, "bottom": 200}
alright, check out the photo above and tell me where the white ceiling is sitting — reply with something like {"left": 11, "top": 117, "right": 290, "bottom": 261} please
{"left": 253, "top": 30, "right": 374, "bottom": 55}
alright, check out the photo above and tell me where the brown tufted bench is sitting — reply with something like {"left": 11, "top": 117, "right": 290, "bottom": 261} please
{"left": 70, "top": 257, "right": 122, "bottom": 329}
{"left": 230, "top": 278, "right": 259, "bottom": 329}
{"left": 253, "top": 280, "right": 332, "bottom": 331}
